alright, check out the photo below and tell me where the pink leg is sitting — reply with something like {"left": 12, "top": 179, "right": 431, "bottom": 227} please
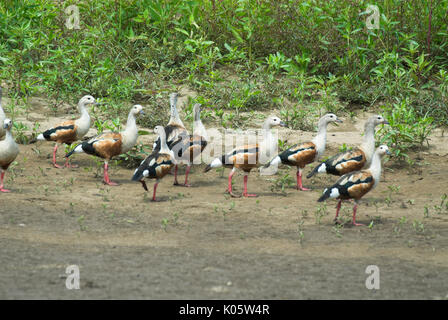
{"left": 53, "top": 144, "right": 63, "bottom": 168}
{"left": 183, "top": 165, "right": 192, "bottom": 187}
{"left": 242, "top": 174, "right": 257, "bottom": 197}
{"left": 227, "top": 169, "right": 240, "bottom": 198}
{"left": 151, "top": 181, "right": 159, "bottom": 202}
{"left": 103, "top": 162, "right": 118, "bottom": 186}
{"left": 173, "top": 165, "right": 179, "bottom": 185}
{"left": 352, "top": 202, "right": 365, "bottom": 226}
{"left": 296, "top": 168, "right": 310, "bottom": 191}
{"left": 64, "top": 157, "right": 79, "bottom": 168}
{"left": 334, "top": 199, "right": 342, "bottom": 222}
{"left": 0, "top": 171, "right": 11, "bottom": 193}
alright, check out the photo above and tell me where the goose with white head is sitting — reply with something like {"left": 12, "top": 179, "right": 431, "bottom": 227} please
{"left": 153, "top": 92, "right": 188, "bottom": 151}
{"left": 169, "top": 103, "right": 208, "bottom": 187}
{"left": 132, "top": 125, "right": 176, "bottom": 201}
{"left": 318, "top": 145, "right": 391, "bottom": 226}
{"left": 30, "top": 95, "right": 97, "bottom": 168}
{"left": 307, "top": 114, "right": 389, "bottom": 178}
{"left": 0, "top": 87, "right": 5, "bottom": 139}
{"left": 0, "top": 119, "right": 20, "bottom": 192}
{"left": 205, "top": 116, "right": 286, "bottom": 198}
{"left": 152, "top": 93, "right": 190, "bottom": 182}
{"left": 66, "top": 104, "right": 144, "bottom": 185}
{"left": 265, "top": 113, "right": 342, "bottom": 191}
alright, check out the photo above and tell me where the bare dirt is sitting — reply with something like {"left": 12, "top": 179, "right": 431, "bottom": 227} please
{"left": 0, "top": 98, "right": 447, "bottom": 299}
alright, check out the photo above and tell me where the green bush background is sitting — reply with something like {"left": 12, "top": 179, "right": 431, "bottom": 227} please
{"left": 0, "top": 0, "right": 447, "bottom": 160}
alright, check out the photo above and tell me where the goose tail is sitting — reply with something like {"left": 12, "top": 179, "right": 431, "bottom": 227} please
{"left": 263, "top": 155, "right": 281, "bottom": 169}
{"left": 29, "top": 133, "right": 45, "bottom": 144}
{"left": 307, "top": 162, "right": 325, "bottom": 178}
{"left": 318, "top": 187, "right": 339, "bottom": 202}
{"left": 65, "top": 144, "right": 84, "bottom": 158}
{"left": 204, "top": 156, "right": 224, "bottom": 173}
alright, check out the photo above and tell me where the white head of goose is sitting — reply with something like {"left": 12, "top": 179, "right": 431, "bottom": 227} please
{"left": 132, "top": 125, "right": 175, "bottom": 201}
{"left": 192, "top": 103, "right": 208, "bottom": 140}
{"left": 66, "top": 104, "right": 144, "bottom": 186}
{"left": 264, "top": 113, "right": 342, "bottom": 191}
{"left": 30, "top": 95, "right": 97, "bottom": 168}
{"left": 318, "top": 145, "right": 391, "bottom": 226}
{"left": 204, "top": 115, "right": 286, "bottom": 198}
{"left": 153, "top": 92, "right": 188, "bottom": 151}
{"left": 0, "top": 87, "right": 5, "bottom": 139}
{"left": 169, "top": 103, "right": 208, "bottom": 187}
{"left": 307, "top": 114, "right": 388, "bottom": 178}
{"left": 0, "top": 119, "right": 20, "bottom": 192}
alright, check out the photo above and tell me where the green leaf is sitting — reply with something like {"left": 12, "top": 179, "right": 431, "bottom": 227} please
{"left": 231, "top": 27, "right": 244, "bottom": 43}
{"left": 138, "top": 130, "right": 150, "bottom": 136}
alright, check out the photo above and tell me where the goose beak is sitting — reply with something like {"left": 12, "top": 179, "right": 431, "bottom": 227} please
{"left": 336, "top": 118, "right": 343, "bottom": 123}
{"left": 140, "top": 110, "right": 145, "bottom": 116}
{"left": 3, "top": 123, "right": 8, "bottom": 129}
{"left": 383, "top": 120, "right": 389, "bottom": 125}
{"left": 279, "top": 121, "right": 287, "bottom": 127}
{"left": 386, "top": 149, "right": 392, "bottom": 156}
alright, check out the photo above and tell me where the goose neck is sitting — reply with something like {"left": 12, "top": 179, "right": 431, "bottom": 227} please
{"left": 361, "top": 122, "right": 376, "bottom": 155}
{"left": 368, "top": 151, "right": 382, "bottom": 178}
{"left": 312, "top": 121, "right": 328, "bottom": 152}
{"left": 158, "top": 130, "right": 170, "bottom": 153}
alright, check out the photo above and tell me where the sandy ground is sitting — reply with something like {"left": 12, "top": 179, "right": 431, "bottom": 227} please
{"left": 0, "top": 97, "right": 447, "bottom": 299}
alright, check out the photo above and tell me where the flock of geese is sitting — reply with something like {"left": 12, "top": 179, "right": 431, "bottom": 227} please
{"left": 0, "top": 88, "right": 391, "bottom": 226}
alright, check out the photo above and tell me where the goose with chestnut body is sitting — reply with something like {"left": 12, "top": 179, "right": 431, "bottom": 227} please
{"left": 30, "top": 95, "right": 97, "bottom": 168}
{"left": 205, "top": 116, "right": 286, "bottom": 198}
{"left": 265, "top": 113, "right": 342, "bottom": 191}
{"left": 318, "top": 145, "right": 391, "bottom": 226}
{"left": 307, "top": 115, "right": 389, "bottom": 178}
{"left": 66, "top": 105, "right": 144, "bottom": 185}
{"left": 132, "top": 125, "right": 176, "bottom": 201}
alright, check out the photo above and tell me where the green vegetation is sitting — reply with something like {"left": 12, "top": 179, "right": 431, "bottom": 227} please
{"left": 424, "top": 193, "right": 448, "bottom": 217}
{"left": 269, "top": 172, "right": 295, "bottom": 194}
{"left": 1, "top": 0, "right": 447, "bottom": 162}
{"left": 378, "top": 99, "right": 435, "bottom": 162}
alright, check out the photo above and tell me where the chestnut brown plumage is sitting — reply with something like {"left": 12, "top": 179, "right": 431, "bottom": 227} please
{"left": 30, "top": 95, "right": 96, "bottom": 168}
{"left": 132, "top": 126, "right": 175, "bottom": 201}
{"left": 308, "top": 115, "right": 388, "bottom": 178}
{"left": 318, "top": 145, "right": 391, "bottom": 226}
{"left": 168, "top": 103, "right": 208, "bottom": 186}
{"left": 265, "top": 113, "right": 342, "bottom": 191}
{"left": 205, "top": 116, "right": 286, "bottom": 198}
{"left": 66, "top": 105, "right": 144, "bottom": 185}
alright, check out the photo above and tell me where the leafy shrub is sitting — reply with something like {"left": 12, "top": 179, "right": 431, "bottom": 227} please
{"left": 378, "top": 99, "right": 435, "bottom": 162}
{"left": 0, "top": 0, "right": 447, "bottom": 137}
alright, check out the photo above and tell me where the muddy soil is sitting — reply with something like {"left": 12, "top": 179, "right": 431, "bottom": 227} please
{"left": 0, "top": 100, "right": 447, "bottom": 299}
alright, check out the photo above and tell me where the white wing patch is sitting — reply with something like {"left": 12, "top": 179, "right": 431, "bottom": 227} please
{"left": 340, "top": 176, "right": 350, "bottom": 185}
